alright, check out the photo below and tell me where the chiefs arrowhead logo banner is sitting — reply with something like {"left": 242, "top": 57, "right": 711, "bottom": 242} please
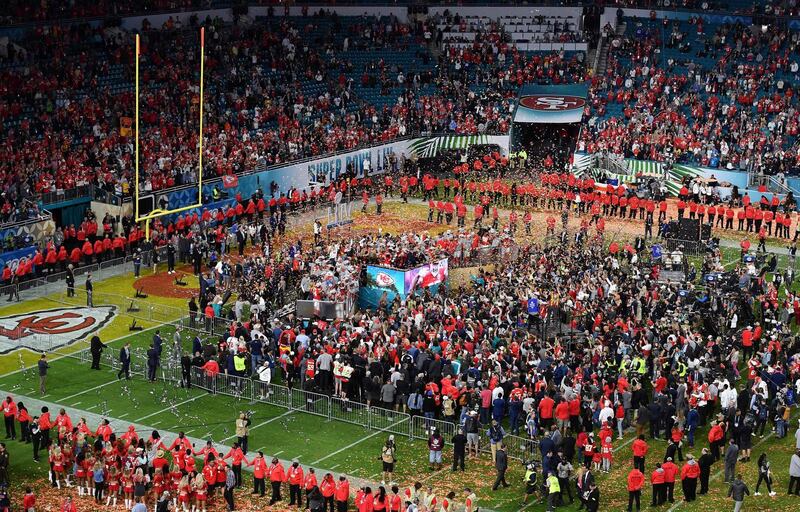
{"left": 0, "top": 306, "right": 117, "bottom": 354}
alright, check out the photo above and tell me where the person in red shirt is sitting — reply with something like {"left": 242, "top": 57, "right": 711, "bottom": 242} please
{"left": 320, "top": 473, "right": 336, "bottom": 511}
{"left": 680, "top": 455, "right": 701, "bottom": 501}
{"left": 249, "top": 451, "right": 267, "bottom": 497}
{"left": 3, "top": 396, "right": 17, "bottom": 440}
{"left": 632, "top": 435, "right": 648, "bottom": 472}
{"left": 538, "top": 395, "right": 555, "bottom": 429}
{"left": 287, "top": 460, "right": 304, "bottom": 506}
{"left": 268, "top": 457, "right": 286, "bottom": 505}
{"left": 627, "top": 467, "right": 644, "bottom": 512}
{"left": 23, "top": 487, "right": 35, "bottom": 511}
{"left": 335, "top": 475, "right": 350, "bottom": 512}
{"left": 555, "top": 399, "right": 570, "bottom": 433}
{"left": 651, "top": 464, "right": 666, "bottom": 506}
{"left": 662, "top": 457, "right": 678, "bottom": 503}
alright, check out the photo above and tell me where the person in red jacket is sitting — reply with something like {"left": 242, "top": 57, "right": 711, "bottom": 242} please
{"left": 287, "top": 460, "right": 304, "bottom": 506}
{"left": 268, "top": 457, "right": 286, "bottom": 505}
{"left": 680, "top": 455, "right": 700, "bottom": 502}
{"left": 632, "top": 435, "right": 648, "bottom": 472}
{"left": 335, "top": 476, "right": 350, "bottom": 512}
{"left": 249, "top": 451, "right": 267, "bottom": 497}
{"left": 650, "top": 463, "right": 666, "bottom": 506}
{"left": 3, "top": 396, "right": 17, "bottom": 440}
{"left": 627, "top": 467, "right": 644, "bottom": 512}
{"left": 45, "top": 247, "right": 57, "bottom": 274}
{"left": 662, "top": 457, "right": 678, "bottom": 503}
{"left": 320, "top": 473, "right": 336, "bottom": 511}
{"left": 93, "top": 238, "right": 104, "bottom": 263}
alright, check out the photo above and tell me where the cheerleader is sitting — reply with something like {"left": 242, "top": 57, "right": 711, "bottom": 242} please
{"left": 193, "top": 473, "right": 208, "bottom": 512}
{"left": 84, "top": 451, "right": 97, "bottom": 498}
{"left": 152, "top": 468, "right": 165, "bottom": 503}
{"left": 50, "top": 444, "right": 65, "bottom": 489}
{"left": 600, "top": 436, "right": 613, "bottom": 473}
{"left": 106, "top": 466, "right": 119, "bottom": 507}
{"left": 178, "top": 474, "right": 191, "bottom": 512}
{"left": 169, "top": 463, "right": 183, "bottom": 508}
{"left": 61, "top": 442, "right": 74, "bottom": 487}
{"left": 74, "top": 450, "right": 87, "bottom": 496}
{"left": 122, "top": 468, "right": 135, "bottom": 509}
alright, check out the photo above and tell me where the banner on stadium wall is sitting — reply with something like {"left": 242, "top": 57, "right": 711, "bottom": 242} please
{"left": 513, "top": 83, "right": 589, "bottom": 124}
{"left": 161, "top": 136, "right": 510, "bottom": 212}
{"left": 407, "top": 135, "right": 509, "bottom": 159}
{"left": 359, "top": 259, "right": 449, "bottom": 309}
{"left": 0, "top": 246, "right": 36, "bottom": 273}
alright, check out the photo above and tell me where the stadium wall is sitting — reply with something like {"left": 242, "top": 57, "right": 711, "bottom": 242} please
{"left": 153, "top": 135, "right": 509, "bottom": 214}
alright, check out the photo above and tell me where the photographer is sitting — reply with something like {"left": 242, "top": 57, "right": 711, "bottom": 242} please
{"left": 236, "top": 412, "right": 251, "bottom": 454}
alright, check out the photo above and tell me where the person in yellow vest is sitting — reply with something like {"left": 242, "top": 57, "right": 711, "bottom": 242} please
{"left": 545, "top": 471, "right": 560, "bottom": 511}
{"left": 464, "top": 488, "right": 477, "bottom": 512}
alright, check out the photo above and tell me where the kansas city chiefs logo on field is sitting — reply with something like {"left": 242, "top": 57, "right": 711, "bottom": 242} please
{"left": 519, "top": 95, "right": 586, "bottom": 111}
{"left": 0, "top": 306, "right": 116, "bottom": 354}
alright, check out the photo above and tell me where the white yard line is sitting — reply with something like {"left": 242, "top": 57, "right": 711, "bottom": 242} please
{"left": 220, "top": 410, "right": 295, "bottom": 443}
{"left": 311, "top": 420, "right": 401, "bottom": 466}
{"left": 134, "top": 393, "right": 206, "bottom": 423}
{"left": 62, "top": 379, "right": 118, "bottom": 403}
{"left": 117, "top": 413, "right": 129, "bottom": 419}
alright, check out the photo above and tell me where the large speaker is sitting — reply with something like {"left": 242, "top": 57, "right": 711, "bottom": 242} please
{"left": 677, "top": 218, "right": 700, "bottom": 241}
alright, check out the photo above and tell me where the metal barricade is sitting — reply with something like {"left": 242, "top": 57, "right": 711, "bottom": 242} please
{"left": 330, "top": 396, "right": 370, "bottom": 426}
{"left": 290, "top": 388, "right": 329, "bottom": 418}
{"left": 480, "top": 433, "right": 539, "bottom": 462}
{"left": 367, "top": 407, "right": 411, "bottom": 437}
{"left": 411, "top": 415, "right": 457, "bottom": 442}
{"left": 260, "top": 383, "right": 290, "bottom": 409}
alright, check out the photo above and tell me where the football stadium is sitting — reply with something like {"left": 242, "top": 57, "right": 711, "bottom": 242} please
{"left": 0, "top": 1, "right": 799, "bottom": 512}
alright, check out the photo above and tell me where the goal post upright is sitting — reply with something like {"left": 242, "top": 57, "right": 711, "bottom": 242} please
{"left": 134, "top": 28, "right": 205, "bottom": 239}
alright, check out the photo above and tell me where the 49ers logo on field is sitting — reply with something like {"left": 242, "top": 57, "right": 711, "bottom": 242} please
{"left": 519, "top": 95, "right": 586, "bottom": 111}
{"left": 0, "top": 306, "right": 116, "bottom": 354}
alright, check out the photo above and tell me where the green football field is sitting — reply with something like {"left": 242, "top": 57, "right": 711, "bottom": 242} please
{"left": 1, "top": 320, "right": 799, "bottom": 512}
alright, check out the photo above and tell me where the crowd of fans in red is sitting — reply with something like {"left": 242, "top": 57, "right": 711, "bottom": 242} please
{"left": 582, "top": 16, "right": 800, "bottom": 174}
{"left": 0, "top": 10, "right": 587, "bottom": 206}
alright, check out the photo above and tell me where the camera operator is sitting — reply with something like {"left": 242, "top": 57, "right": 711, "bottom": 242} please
{"left": 236, "top": 412, "right": 252, "bottom": 453}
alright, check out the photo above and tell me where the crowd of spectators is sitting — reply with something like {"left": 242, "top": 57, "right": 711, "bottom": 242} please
{"left": 0, "top": 10, "right": 589, "bottom": 205}
{"left": 582, "top": 16, "right": 800, "bottom": 174}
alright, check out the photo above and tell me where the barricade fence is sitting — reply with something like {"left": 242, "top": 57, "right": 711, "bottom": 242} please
{"left": 66, "top": 347, "right": 537, "bottom": 461}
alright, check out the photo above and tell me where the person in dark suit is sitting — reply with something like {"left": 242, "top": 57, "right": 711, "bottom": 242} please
{"left": 153, "top": 331, "right": 163, "bottom": 358}
{"left": 167, "top": 244, "right": 176, "bottom": 274}
{"left": 118, "top": 342, "right": 131, "bottom": 380}
{"left": 65, "top": 264, "right": 75, "bottom": 297}
{"left": 146, "top": 343, "right": 159, "bottom": 382}
{"left": 492, "top": 444, "right": 509, "bottom": 490}
{"left": 89, "top": 335, "right": 106, "bottom": 370}
{"left": 180, "top": 352, "right": 192, "bottom": 388}
{"left": 85, "top": 273, "right": 93, "bottom": 307}
{"left": 585, "top": 483, "right": 600, "bottom": 512}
